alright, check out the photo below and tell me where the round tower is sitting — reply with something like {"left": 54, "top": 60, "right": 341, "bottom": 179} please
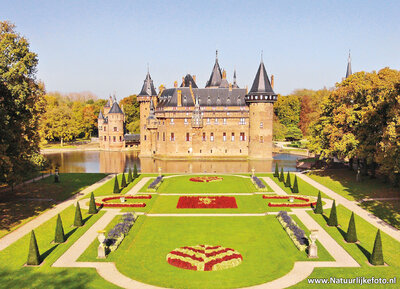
{"left": 107, "top": 98, "right": 125, "bottom": 150}
{"left": 245, "top": 59, "right": 278, "bottom": 159}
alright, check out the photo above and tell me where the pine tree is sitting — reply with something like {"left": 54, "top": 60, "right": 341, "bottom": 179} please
{"left": 345, "top": 212, "right": 357, "bottom": 243}
{"left": 113, "top": 176, "right": 120, "bottom": 194}
{"left": 27, "top": 230, "right": 40, "bottom": 265}
{"left": 121, "top": 172, "right": 127, "bottom": 188}
{"left": 327, "top": 200, "right": 338, "bottom": 226}
{"left": 292, "top": 175, "right": 299, "bottom": 193}
{"left": 279, "top": 168, "right": 284, "bottom": 182}
{"left": 88, "top": 192, "right": 97, "bottom": 214}
{"left": 274, "top": 163, "right": 279, "bottom": 178}
{"left": 370, "top": 229, "right": 384, "bottom": 265}
{"left": 128, "top": 167, "right": 133, "bottom": 183}
{"left": 74, "top": 202, "right": 83, "bottom": 227}
{"left": 314, "top": 191, "right": 323, "bottom": 214}
{"left": 54, "top": 214, "right": 65, "bottom": 243}
{"left": 285, "top": 172, "right": 291, "bottom": 187}
{"left": 133, "top": 164, "right": 138, "bottom": 179}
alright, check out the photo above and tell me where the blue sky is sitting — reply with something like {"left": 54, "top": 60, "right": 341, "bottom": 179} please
{"left": 1, "top": 0, "right": 399, "bottom": 99}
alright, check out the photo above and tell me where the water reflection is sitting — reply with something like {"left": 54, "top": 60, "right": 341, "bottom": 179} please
{"left": 43, "top": 151, "right": 302, "bottom": 173}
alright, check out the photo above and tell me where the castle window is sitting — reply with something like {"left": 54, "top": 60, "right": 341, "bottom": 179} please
{"left": 207, "top": 118, "right": 210, "bottom": 124}
{"left": 215, "top": 118, "right": 218, "bottom": 124}
{"left": 260, "top": 122, "right": 263, "bottom": 128}
{"left": 223, "top": 118, "right": 227, "bottom": 125}
{"left": 239, "top": 118, "right": 246, "bottom": 125}
{"left": 104, "top": 126, "right": 106, "bottom": 131}
{"left": 104, "top": 136, "right": 106, "bottom": 141}
{"left": 240, "top": 132, "right": 245, "bottom": 141}
{"left": 157, "top": 132, "right": 159, "bottom": 141}
{"left": 163, "top": 132, "right": 165, "bottom": 141}
{"left": 186, "top": 132, "right": 190, "bottom": 142}
{"left": 202, "top": 132, "right": 206, "bottom": 141}
{"left": 170, "top": 118, "right": 174, "bottom": 124}
{"left": 144, "top": 135, "right": 147, "bottom": 141}
{"left": 227, "top": 112, "right": 230, "bottom": 116}
{"left": 113, "top": 136, "right": 116, "bottom": 142}
{"left": 223, "top": 132, "right": 226, "bottom": 142}
{"left": 231, "top": 133, "right": 235, "bottom": 141}
{"left": 240, "top": 149, "right": 242, "bottom": 153}
{"left": 184, "top": 118, "right": 188, "bottom": 124}
{"left": 260, "top": 136, "right": 264, "bottom": 143}
{"left": 171, "top": 133, "right": 175, "bottom": 141}
{"left": 114, "top": 127, "right": 117, "bottom": 131}
{"left": 210, "top": 133, "right": 214, "bottom": 142}
{"left": 99, "top": 126, "right": 102, "bottom": 130}
{"left": 119, "top": 136, "right": 122, "bottom": 142}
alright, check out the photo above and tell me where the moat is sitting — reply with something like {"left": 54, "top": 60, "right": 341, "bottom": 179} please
{"left": 43, "top": 151, "right": 302, "bottom": 173}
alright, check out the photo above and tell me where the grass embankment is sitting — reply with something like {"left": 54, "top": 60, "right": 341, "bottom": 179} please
{"left": 0, "top": 173, "right": 108, "bottom": 238}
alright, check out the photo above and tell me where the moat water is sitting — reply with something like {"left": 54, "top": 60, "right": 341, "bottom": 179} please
{"left": 43, "top": 151, "right": 303, "bottom": 173}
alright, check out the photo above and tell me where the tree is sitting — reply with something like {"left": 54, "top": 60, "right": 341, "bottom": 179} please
{"left": 370, "top": 229, "right": 384, "bottom": 265}
{"left": 0, "top": 21, "right": 46, "bottom": 187}
{"left": 133, "top": 164, "right": 138, "bottom": 179}
{"left": 120, "top": 95, "right": 140, "bottom": 133}
{"left": 292, "top": 175, "right": 299, "bottom": 193}
{"left": 274, "top": 94, "right": 301, "bottom": 127}
{"left": 88, "top": 192, "right": 97, "bottom": 214}
{"left": 128, "top": 167, "right": 133, "bottom": 183}
{"left": 285, "top": 172, "right": 291, "bottom": 187}
{"left": 345, "top": 212, "right": 357, "bottom": 243}
{"left": 121, "top": 172, "right": 127, "bottom": 188}
{"left": 113, "top": 176, "right": 120, "bottom": 194}
{"left": 74, "top": 202, "right": 83, "bottom": 227}
{"left": 273, "top": 117, "right": 287, "bottom": 141}
{"left": 279, "top": 168, "right": 284, "bottom": 182}
{"left": 274, "top": 163, "right": 279, "bottom": 178}
{"left": 327, "top": 200, "right": 338, "bottom": 226}
{"left": 285, "top": 124, "right": 303, "bottom": 141}
{"left": 314, "top": 191, "right": 323, "bottom": 214}
{"left": 27, "top": 230, "right": 40, "bottom": 265}
{"left": 54, "top": 214, "right": 65, "bottom": 243}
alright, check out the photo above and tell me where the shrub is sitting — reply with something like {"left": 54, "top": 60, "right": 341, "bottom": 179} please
{"left": 27, "top": 230, "right": 41, "bottom": 265}
{"left": 121, "top": 172, "right": 127, "bottom": 188}
{"left": 276, "top": 211, "right": 308, "bottom": 251}
{"left": 274, "top": 163, "right": 279, "bottom": 178}
{"left": 327, "top": 200, "right": 338, "bottom": 226}
{"left": 279, "top": 168, "right": 284, "bottom": 182}
{"left": 345, "top": 212, "right": 358, "bottom": 243}
{"left": 54, "top": 214, "right": 65, "bottom": 243}
{"left": 251, "top": 176, "right": 267, "bottom": 191}
{"left": 113, "top": 176, "right": 120, "bottom": 194}
{"left": 133, "top": 164, "right": 138, "bottom": 179}
{"left": 292, "top": 175, "right": 299, "bottom": 193}
{"left": 128, "top": 167, "right": 133, "bottom": 183}
{"left": 148, "top": 176, "right": 163, "bottom": 191}
{"left": 103, "top": 213, "right": 136, "bottom": 253}
{"left": 74, "top": 202, "right": 83, "bottom": 227}
{"left": 369, "top": 229, "right": 384, "bottom": 265}
{"left": 88, "top": 192, "right": 97, "bottom": 214}
{"left": 285, "top": 172, "right": 291, "bottom": 187}
{"left": 314, "top": 191, "right": 323, "bottom": 214}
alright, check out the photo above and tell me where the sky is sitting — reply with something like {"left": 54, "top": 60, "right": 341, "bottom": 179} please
{"left": 1, "top": 0, "right": 400, "bottom": 100}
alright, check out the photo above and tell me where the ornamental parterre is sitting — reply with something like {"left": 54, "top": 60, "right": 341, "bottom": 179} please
{"left": 95, "top": 195, "right": 152, "bottom": 208}
{"left": 177, "top": 196, "right": 238, "bottom": 209}
{"left": 189, "top": 176, "right": 223, "bottom": 183}
{"left": 262, "top": 195, "right": 317, "bottom": 207}
{"left": 166, "top": 245, "right": 243, "bottom": 271}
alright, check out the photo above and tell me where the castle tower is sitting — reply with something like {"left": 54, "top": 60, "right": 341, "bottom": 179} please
{"left": 107, "top": 99, "right": 125, "bottom": 150}
{"left": 205, "top": 50, "right": 223, "bottom": 88}
{"left": 137, "top": 70, "right": 158, "bottom": 157}
{"left": 346, "top": 51, "right": 352, "bottom": 78}
{"left": 245, "top": 59, "right": 277, "bottom": 159}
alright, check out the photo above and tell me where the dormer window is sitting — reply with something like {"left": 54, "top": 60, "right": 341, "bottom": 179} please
{"left": 207, "top": 96, "right": 211, "bottom": 105}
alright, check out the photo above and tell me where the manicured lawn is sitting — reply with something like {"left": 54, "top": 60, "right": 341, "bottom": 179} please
{"left": 79, "top": 216, "right": 332, "bottom": 289}
{"left": 89, "top": 173, "right": 142, "bottom": 197}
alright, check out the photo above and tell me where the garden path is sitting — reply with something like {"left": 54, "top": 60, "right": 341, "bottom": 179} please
{"left": 125, "top": 177, "right": 151, "bottom": 195}
{"left": 0, "top": 174, "right": 114, "bottom": 251}
{"left": 261, "top": 177, "right": 288, "bottom": 195}
{"left": 296, "top": 173, "right": 400, "bottom": 242}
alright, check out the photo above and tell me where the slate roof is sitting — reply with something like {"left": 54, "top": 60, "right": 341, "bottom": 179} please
{"left": 248, "top": 61, "right": 275, "bottom": 96}
{"left": 98, "top": 110, "right": 104, "bottom": 119}
{"left": 346, "top": 52, "right": 352, "bottom": 78}
{"left": 109, "top": 102, "right": 123, "bottom": 114}
{"left": 138, "top": 71, "right": 157, "bottom": 96}
{"left": 180, "top": 74, "right": 198, "bottom": 88}
{"left": 205, "top": 52, "right": 222, "bottom": 87}
{"left": 157, "top": 87, "right": 247, "bottom": 108}
{"left": 124, "top": 134, "right": 140, "bottom": 142}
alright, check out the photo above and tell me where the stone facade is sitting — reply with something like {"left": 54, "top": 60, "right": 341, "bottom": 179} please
{"left": 98, "top": 96, "right": 125, "bottom": 150}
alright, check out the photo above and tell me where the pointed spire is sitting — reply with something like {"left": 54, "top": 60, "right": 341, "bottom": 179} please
{"left": 98, "top": 110, "right": 104, "bottom": 119}
{"left": 248, "top": 60, "right": 275, "bottom": 95}
{"left": 138, "top": 70, "right": 157, "bottom": 96}
{"left": 233, "top": 69, "right": 239, "bottom": 88}
{"left": 205, "top": 51, "right": 222, "bottom": 87}
{"left": 346, "top": 50, "right": 352, "bottom": 78}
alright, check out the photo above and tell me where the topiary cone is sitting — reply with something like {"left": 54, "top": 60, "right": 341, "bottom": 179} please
{"left": 121, "top": 172, "right": 127, "bottom": 188}
{"left": 279, "top": 168, "right": 284, "bottom": 182}
{"left": 113, "top": 176, "right": 120, "bottom": 194}
{"left": 327, "top": 200, "right": 338, "bottom": 226}
{"left": 88, "top": 192, "right": 97, "bottom": 214}
{"left": 292, "top": 175, "right": 299, "bottom": 193}
{"left": 274, "top": 163, "right": 279, "bottom": 178}
{"left": 54, "top": 214, "right": 65, "bottom": 243}
{"left": 345, "top": 212, "right": 357, "bottom": 243}
{"left": 285, "top": 172, "right": 291, "bottom": 187}
{"left": 314, "top": 191, "right": 323, "bottom": 214}
{"left": 74, "top": 202, "right": 83, "bottom": 227}
{"left": 370, "top": 229, "right": 384, "bottom": 265}
{"left": 27, "top": 230, "right": 41, "bottom": 265}
{"left": 128, "top": 167, "right": 133, "bottom": 183}
{"left": 133, "top": 164, "right": 138, "bottom": 179}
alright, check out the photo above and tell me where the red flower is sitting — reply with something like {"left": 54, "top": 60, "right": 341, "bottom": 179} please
{"left": 177, "top": 196, "right": 237, "bottom": 208}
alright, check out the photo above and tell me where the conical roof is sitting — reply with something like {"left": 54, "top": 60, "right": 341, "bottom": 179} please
{"left": 138, "top": 71, "right": 157, "bottom": 96}
{"left": 109, "top": 101, "right": 123, "bottom": 114}
{"left": 346, "top": 52, "right": 352, "bottom": 78}
{"left": 248, "top": 61, "right": 275, "bottom": 95}
{"left": 98, "top": 110, "right": 104, "bottom": 119}
{"left": 180, "top": 74, "right": 198, "bottom": 88}
{"left": 232, "top": 70, "right": 239, "bottom": 88}
{"left": 205, "top": 51, "right": 222, "bottom": 87}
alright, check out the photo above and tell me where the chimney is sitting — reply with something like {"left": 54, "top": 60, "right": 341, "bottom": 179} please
{"left": 271, "top": 75, "right": 274, "bottom": 89}
{"left": 174, "top": 81, "right": 178, "bottom": 88}
{"left": 229, "top": 83, "right": 232, "bottom": 92}
{"left": 193, "top": 75, "right": 196, "bottom": 82}
{"left": 177, "top": 90, "right": 182, "bottom": 106}
{"left": 222, "top": 70, "right": 226, "bottom": 79}
{"left": 182, "top": 77, "right": 185, "bottom": 87}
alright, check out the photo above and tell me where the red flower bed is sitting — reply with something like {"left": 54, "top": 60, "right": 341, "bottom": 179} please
{"left": 262, "top": 195, "right": 316, "bottom": 207}
{"left": 95, "top": 195, "right": 151, "bottom": 208}
{"left": 177, "top": 196, "right": 237, "bottom": 209}
{"left": 189, "top": 176, "right": 223, "bottom": 182}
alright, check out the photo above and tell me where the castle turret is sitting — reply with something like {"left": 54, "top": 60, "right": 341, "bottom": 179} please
{"left": 107, "top": 101, "right": 125, "bottom": 149}
{"left": 205, "top": 50, "right": 222, "bottom": 88}
{"left": 245, "top": 58, "right": 277, "bottom": 159}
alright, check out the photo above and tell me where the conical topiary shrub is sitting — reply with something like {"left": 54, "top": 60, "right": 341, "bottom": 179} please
{"left": 314, "top": 191, "right": 323, "bottom": 214}
{"left": 279, "top": 168, "right": 284, "bottom": 182}
{"left": 88, "top": 192, "right": 97, "bottom": 214}
{"left": 54, "top": 214, "right": 65, "bottom": 243}
{"left": 292, "top": 175, "right": 299, "bottom": 193}
{"left": 327, "top": 200, "right": 338, "bottom": 226}
{"left": 74, "top": 202, "right": 83, "bottom": 227}
{"left": 285, "top": 172, "right": 291, "bottom": 187}
{"left": 370, "top": 229, "right": 384, "bottom": 265}
{"left": 274, "top": 163, "right": 279, "bottom": 178}
{"left": 345, "top": 212, "right": 357, "bottom": 243}
{"left": 128, "top": 167, "right": 133, "bottom": 183}
{"left": 133, "top": 164, "right": 138, "bottom": 179}
{"left": 121, "top": 172, "right": 127, "bottom": 188}
{"left": 113, "top": 176, "right": 120, "bottom": 194}
{"left": 27, "top": 230, "right": 41, "bottom": 265}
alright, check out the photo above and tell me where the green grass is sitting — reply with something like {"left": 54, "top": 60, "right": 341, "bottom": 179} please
{"left": 79, "top": 215, "right": 332, "bottom": 289}
{"left": 88, "top": 174, "right": 143, "bottom": 197}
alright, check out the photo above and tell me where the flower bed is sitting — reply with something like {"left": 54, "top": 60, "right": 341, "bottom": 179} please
{"left": 189, "top": 176, "right": 223, "bottom": 183}
{"left": 103, "top": 213, "right": 136, "bottom": 253}
{"left": 263, "top": 195, "right": 317, "bottom": 207}
{"left": 177, "top": 196, "right": 238, "bottom": 209}
{"left": 148, "top": 176, "right": 163, "bottom": 191}
{"left": 95, "top": 195, "right": 151, "bottom": 208}
{"left": 276, "top": 211, "right": 309, "bottom": 251}
{"left": 166, "top": 244, "right": 243, "bottom": 271}
{"left": 251, "top": 176, "right": 268, "bottom": 191}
